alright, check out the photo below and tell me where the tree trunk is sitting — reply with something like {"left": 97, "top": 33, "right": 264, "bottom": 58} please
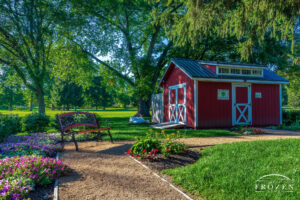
{"left": 35, "top": 89, "right": 45, "bottom": 114}
{"left": 67, "top": 105, "right": 70, "bottom": 111}
{"left": 137, "top": 97, "right": 151, "bottom": 117}
{"left": 51, "top": 104, "right": 55, "bottom": 110}
{"left": 30, "top": 93, "right": 33, "bottom": 111}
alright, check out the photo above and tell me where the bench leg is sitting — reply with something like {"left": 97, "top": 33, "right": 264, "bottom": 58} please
{"left": 97, "top": 132, "right": 100, "bottom": 142}
{"left": 72, "top": 133, "right": 79, "bottom": 151}
{"left": 108, "top": 129, "right": 113, "bottom": 143}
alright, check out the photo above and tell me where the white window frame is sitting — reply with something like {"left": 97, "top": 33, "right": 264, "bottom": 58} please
{"left": 216, "top": 66, "right": 263, "bottom": 77}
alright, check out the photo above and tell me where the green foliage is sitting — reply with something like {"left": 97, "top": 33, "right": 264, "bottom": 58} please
{"left": 0, "top": 114, "right": 21, "bottom": 142}
{"left": 130, "top": 138, "right": 161, "bottom": 156}
{"left": 175, "top": 0, "right": 298, "bottom": 60}
{"left": 164, "top": 139, "right": 300, "bottom": 200}
{"left": 66, "top": 0, "right": 185, "bottom": 116}
{"left": 51, "top": 82, "right": 84, "bottom": 110}
{"left": 0, "top": 0, "right": 67, "bottom": 114}
{"left": 283, "top": 110, "right": 300, "bottom": 125}
{"left": 287, "top": 89, "right": 300, "bottom": 109}
{"left": 22, "top": 113, "right": 50, "bottom": 133}
{"left": 161, "top": 141, "right": 187, "bottom": 158}
{"left": 130, "top": 129, "right": 188, "bottom": 159}
{"left": 0, "top": 66, "right": 25, "bottom": 110}
{"left": 61, "top": 83, "right": 84, "bottom": 109}
{"left": 85, "top": 76, "right": 113, "bottom": 109}
{"left": 50, "top": 42, "right": 96, "bottom": 89}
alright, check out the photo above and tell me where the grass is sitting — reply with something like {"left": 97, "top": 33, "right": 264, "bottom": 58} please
{"left": 163, "top": 139, "right": 300, "bottom": 200}
{"left": 0, "top": 108, "right": 239, "bottom": 140}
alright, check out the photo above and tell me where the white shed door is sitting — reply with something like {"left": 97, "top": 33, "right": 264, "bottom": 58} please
{"left": 168, "top": 83, "right": 186, "bottom": 124}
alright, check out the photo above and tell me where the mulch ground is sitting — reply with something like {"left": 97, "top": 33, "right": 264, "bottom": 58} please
{"left": 142, "top": 150, "right": 200, "bottom": 171}
{"left": 28, "top": 184, "right": 54, "bottom": 200}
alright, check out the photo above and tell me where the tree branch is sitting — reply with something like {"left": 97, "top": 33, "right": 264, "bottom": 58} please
{"left": 0, "top": 57, "right": 36, "bottom": 91}
{"left": 157, "top": 41, "right": 173, "bottom": 69}
{"left": 146, "top": 25, "right": 161, "bottom": 62}
{"left": 79, "top": 48, "right": 135, "bottom": 86}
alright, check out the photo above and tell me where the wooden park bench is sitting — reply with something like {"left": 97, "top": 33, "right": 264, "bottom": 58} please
{"left": 56, "top": 112, "right": 113, "bottom": 151}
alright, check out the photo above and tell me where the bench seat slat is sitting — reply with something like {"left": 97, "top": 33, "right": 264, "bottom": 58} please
{"left": 77, "top": 127, "right": 112, "bottom": 134}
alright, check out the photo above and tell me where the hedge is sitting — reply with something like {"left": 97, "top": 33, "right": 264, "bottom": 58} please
{"left": 283, "top": 110, "right": 300, "bottom": 125}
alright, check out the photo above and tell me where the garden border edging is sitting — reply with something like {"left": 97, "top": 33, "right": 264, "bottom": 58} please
{"left": 129, "top": 155, "right": 194, "bottom": 200}
{"left": 53, "top": 152, "right": 60, "bottom": 200}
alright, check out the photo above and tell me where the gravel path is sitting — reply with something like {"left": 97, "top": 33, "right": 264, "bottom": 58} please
{"left": 179, "top": 129, "right": 300, "bottom": 148}
{"left": 59, "top": 141, "right": 188, "bottom": 200}
{"left": 59, "top": 129, "right": 300, "bottom": 200}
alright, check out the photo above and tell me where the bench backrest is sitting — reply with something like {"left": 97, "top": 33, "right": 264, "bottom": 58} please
{"left": 56, "top": 112, "right": 99, "bottom": 132}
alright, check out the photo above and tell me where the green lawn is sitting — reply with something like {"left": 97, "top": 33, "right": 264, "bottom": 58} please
{"left": 0, "top": 108, "right": 239, "bottom": 140}
{"left": 163, "top": 139, "right": 300, "bottom": 200}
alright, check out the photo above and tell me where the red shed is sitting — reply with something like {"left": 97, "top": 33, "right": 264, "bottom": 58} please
{"left": 158, "top": 58, "right": 289, "bottom": 128}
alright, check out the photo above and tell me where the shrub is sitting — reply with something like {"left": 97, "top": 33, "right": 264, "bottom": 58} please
{"left": 128, "top": 130, "right": 188, "bottom": 159}
{"left": 22, "top": 113, "right": 50, "bottom": 133}
{"left": 283, "top": 110, "right": 300, "bottom": 125}
{"left": 130, "top": 138, "right": 161, "bottom": 157}
{"left": 161, "top": 141, "right": 187, "bottom": 158}
{"left": 0, "top": 114, "right": 21, "bottom": 142}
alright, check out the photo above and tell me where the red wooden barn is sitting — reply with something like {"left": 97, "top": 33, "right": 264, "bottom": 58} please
{"left": 158, "top": 58, "right": 289, "bottom": 128}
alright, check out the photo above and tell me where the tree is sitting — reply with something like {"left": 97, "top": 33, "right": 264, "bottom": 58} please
{"left": 66, "top": 0, "right": 184, "bottom": 116}
{"left": 85, "top": 76, "right": 113, "bottom": 110}
{"left": 0, "top": 66, "right": 25, "bottom": 110}
{"left": 50, "top": 82, "right": 84, "bottom": 111}
{"left": 173, "top": 0, "right": 298, "bottom": 61}
{"left": 0, "top": 0, "right": 64, "bottom": 113}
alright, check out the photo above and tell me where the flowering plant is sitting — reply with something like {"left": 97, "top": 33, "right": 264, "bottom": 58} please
{"left": 252, "top": 128, "right": 264, "bottom": 134}
{"left": 0, "top": 155, "right": 72, "bottom": 199}
{"left": 0, "top": 177, "right": 33, "bottom": 200}
{"left": 0, "top": 133, "right": 62, "bottom": 158}
{"left": 128, "top": 130, "right": 188, "bottom": 160}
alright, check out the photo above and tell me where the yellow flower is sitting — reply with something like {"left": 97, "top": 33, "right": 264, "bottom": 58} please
{"left": 155, "top": 132, "right": 159, "bottom": 135}
{"left": 148, "top": 129, "right": 153, "bottom": 132}
{"left": 176, "top": 130, "right": 180, "bottom": 134}
{"left": 161, "top": 130, "right": 165, "bottom": 134}
{"left": 134, "top": 136, "right": 137, "bottom": 140}
{"left": 171, "top": 133, "right": 175, "bottom": 136}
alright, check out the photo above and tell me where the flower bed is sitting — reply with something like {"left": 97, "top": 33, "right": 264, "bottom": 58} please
{"left": 0, "top": 133, "right": 71, "bottom": 200}
{"left": 231, "top": 126, "right": 265, "bottom": 135}
{"left": 0, "top": 133, "right": 62, "bottom": 158}
{"left": 128, "top": 130, "right": 189, "bottom": 160}
{"left": 0, "top": 156, "right": 72, "bottom": 199}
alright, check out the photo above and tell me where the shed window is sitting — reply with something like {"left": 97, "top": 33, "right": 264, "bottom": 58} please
{"left": 242, "top": 69, "right": 251, "bottom": 75}
{"left": 252, "top": 70, "right": 263, "bottom": 76}
{"left": 217, "top": 66, "right": 263, "bottom": 77}
{"left": 231, "top": 68, "right": 241, "bottom": 74}
{"left": 218, "top": 67, "right": 230, "bottom": 74}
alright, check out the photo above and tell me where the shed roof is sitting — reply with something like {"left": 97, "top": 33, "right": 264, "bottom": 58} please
{"left": 163, "top": 58, "right": 288, "bottom": 84}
